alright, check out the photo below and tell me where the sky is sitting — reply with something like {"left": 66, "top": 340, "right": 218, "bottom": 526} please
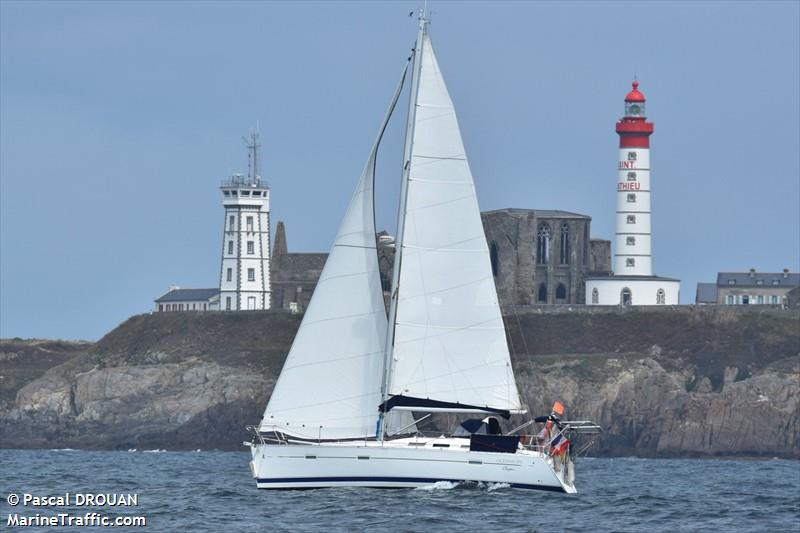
{"left": 1, "top": 1, "right": 798, "bottom": 341}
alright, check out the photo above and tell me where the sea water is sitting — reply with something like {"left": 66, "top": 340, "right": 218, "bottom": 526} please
{"left": 1, "top": 449, "right": 797, "bottom": 532}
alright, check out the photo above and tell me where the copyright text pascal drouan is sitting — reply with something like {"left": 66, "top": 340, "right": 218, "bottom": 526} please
{"left": 6, "top": 493, "right": 146, "bottom": 528}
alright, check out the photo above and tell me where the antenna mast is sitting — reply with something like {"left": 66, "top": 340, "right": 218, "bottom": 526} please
{"left": 243, "top": 130, "right": 261, "bottom": 181}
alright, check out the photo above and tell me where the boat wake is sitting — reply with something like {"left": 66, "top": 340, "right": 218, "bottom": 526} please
{"left": 415, "top": 481, "right": 460, "bottom": 491}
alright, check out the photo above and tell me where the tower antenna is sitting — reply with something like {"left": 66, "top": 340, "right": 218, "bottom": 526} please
{"left": 242, "top": 129, "right": 261, "bottom": 181}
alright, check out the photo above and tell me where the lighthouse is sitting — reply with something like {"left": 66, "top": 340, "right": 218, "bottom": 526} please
{"left": 615, "top": 81, "right": 653, "bottom": 276}
{"left": 585, "top": 81, "right": 680, "bottom": 306}
{"left": 218, "top": 132, "right": 272, "bottom": 311}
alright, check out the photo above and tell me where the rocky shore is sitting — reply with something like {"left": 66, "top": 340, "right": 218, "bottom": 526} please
{"left": 1, "top": 306, "right": 797, "bottom": 457}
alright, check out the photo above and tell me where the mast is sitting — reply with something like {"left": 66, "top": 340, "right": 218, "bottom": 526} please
{"left": 378, "top": 10, "right": 428, "bottom": 441}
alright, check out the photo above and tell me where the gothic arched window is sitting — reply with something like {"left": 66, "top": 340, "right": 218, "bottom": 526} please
{"left": 537, "top": 282, "right": 547, "bottom": 303}
{"left": 556, "top": 283, "right": 567, "bottom": 300}
{"left": 490, "top": 241, "right": 499, "bottom": 277}
{"left": 621, "top": 287, "right": 632, "bottom": 306}
{"left": 592, "top": 288, "right": 599, "bottom": 304}
{"left": 536, "top": 223, "right": 551, "bottom": 265}
{"left": 656, "top": 288, "right": 666, "bottom": 305}
{"left": 559, "top": 223, "right": 570, "bottom": 264}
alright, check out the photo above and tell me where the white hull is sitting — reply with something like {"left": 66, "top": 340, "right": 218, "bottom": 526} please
{"left": 249, "top": 437, "right": 576, "bottom": 493}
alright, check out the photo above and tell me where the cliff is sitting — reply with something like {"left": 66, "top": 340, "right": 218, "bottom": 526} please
{"left": 1, "top": 307, "right": 798, "bottom": 457}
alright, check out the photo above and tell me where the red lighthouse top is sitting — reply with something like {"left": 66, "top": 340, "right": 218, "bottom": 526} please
{"left": 616, "top": 79, "right": 653, "bottom": 148}
{"left": 625, "top": 80, "right": 646, "bottom": 102}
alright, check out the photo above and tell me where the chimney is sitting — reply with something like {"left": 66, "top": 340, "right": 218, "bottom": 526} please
{"left": 749, "top": 268, "right": 756, "bottom": 278}
{"left": 783, "top": 268, "right": 789, "bottom": 279}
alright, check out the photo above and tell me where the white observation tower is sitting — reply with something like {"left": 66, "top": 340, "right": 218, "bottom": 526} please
{"left": 218, "top": 133, "right": 271, "bottom": 311}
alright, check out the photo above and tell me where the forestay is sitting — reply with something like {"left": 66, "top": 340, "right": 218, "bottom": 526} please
{"left": 260, "top": 66, "right": 409, "bottom": 441}
{"left": 387, "top": 32, "right": 523, "bottom": 413}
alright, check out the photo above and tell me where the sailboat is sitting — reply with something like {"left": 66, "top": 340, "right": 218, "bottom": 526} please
{"left": 248, "top": 12, "right": 600, "bottom": 493}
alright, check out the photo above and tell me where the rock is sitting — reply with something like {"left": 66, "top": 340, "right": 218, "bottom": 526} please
{"left": 1, "top": 307, "right": 798, "bottom": 457}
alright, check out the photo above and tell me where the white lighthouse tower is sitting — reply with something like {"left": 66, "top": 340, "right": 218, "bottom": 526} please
{"left": 586, "top": 81, "right": 680, "bottom": 306}
{"left": 218, "top": 133, "right": 271, "bottom": 311}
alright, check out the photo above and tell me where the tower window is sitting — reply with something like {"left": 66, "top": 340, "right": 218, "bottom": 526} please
{"left": 626, "top": 258, "right": 635, "bottom": 267}
{"left": 490, "top": 241, "right": 499, "bottom": 277}
{"left": 228, "top": 241, "right": 234, "bottom": 255}
{"left": 226, "top": 297, "right": 231, "bottom": 311}
{"left": 627, "top": 172, "right": 636, "bottom": 181}
{"left": 248, "top": 268, "right": 256, "bottom": 282}
{"left": 247, "top": 241, "right": 255, "bottom": 255}
{"left": 626, "top": 236, "right": 636, "bottom": 246}
{"left": 626, "top": 215, "right": 636, "bottom": 224}
{"left": 656, "top": 289, "right": 666, "bottom": 304}
{"left": 591, "top": 288, "right": 599, "bottom": 304}
{"left": 555, "top": 283, "right": 567, "bottom": 300}
{"left": 627, "top": 193, "right": 636, "bottom": 203}
{"left": 246, "top": 216, "right": 254, "bottom": 232}
{"left": 536, "top": 223, "right": 551, "bottom": 265}
{"left": 559, "top": 223, "right": 569, "bottom": 265}
{"left": 229, "top": 215, "right": 235, "bottom": 230}
{"left": 226, "top": 268, "right": 232, "bottom": 282}
{"left": 627, "top": 152, "right": 637, "bottom": 161}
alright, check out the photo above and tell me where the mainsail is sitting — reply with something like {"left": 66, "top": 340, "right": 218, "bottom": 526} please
{"left": 260, "top": 65, "right": 409, "bottom": 441}
{"left": 385, "top": 27, "right": 523, "bottom": 414}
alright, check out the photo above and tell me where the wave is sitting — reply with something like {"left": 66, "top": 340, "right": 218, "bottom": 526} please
{"left": 415, "top": 481, "right": 460, "bottom": 491}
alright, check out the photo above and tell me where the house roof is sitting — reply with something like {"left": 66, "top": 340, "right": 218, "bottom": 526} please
{"left": 695, "top": 282, "right": 718, "bottom": 303}
{"left": 272, "top": 253, "right": 328, "bottom": 282}
{"left": 716, "top": 272, "right": 799, "bottom": 288}
{"left": 482, "top": 208, "right": 591, "bottom": 219}
{"left": 155, "top": 288, "right": 219, "bottom": 303}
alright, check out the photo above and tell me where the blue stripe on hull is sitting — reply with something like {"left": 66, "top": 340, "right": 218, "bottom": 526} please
{"left": 256, "top": 476, "right": 566, "bottom": 493}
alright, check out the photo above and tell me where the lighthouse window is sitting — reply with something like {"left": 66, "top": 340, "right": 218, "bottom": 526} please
{"left": 627, "top": 172, "right": 636, "bottom": 181}
{"left": 627, "top": 152, "right": 637, "bottom": 161}
{"left": 559, "top": 223, "right": 570, "bottom": 264}
{"left": 627, "top": 193, "right": 636, "bottom": 203}
{"left": 252, "top": 191, "right": 261, "bottom": 196}
{"left": 621, "top": 288, "right": 632, "bottom": 306}
{"left": 627, "top": 215, "right": 636, "bottom": 224}
{"left": 246, "top": 216, "right": 254, "bottom": 232}
{"left": 536, "top": 223, "right": 551, "bottom": 264}
{"left": 223, "top": 191, "right": 230, "bottom": 196}
{"left": 228, "top": 241, "right": 234, "bottom": 255}
{"left": 626, "top": 258, "right": 636, "bottom": 267}
{"left": 226, "top": 297, "right": 231, "bottom": 311}
{"left": 226, "top": 268, "right": 232, "bottom": 282}
{"left": 248, "top": 268, "right": 256, "bottom": 282}
{"left": 657, "top": 289, "right": 666, "bottom": 305}
{"left": 626, "top": 236, "right": 636, "bottom": 246}
{"left": 247, "top": 241, "right": 255, "bottom": 255}
{"left": 591, "top": 288, "right": 599, "bottom": 304}
{"left": 229, "top": 215, "right": 235, "bottom": 230}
